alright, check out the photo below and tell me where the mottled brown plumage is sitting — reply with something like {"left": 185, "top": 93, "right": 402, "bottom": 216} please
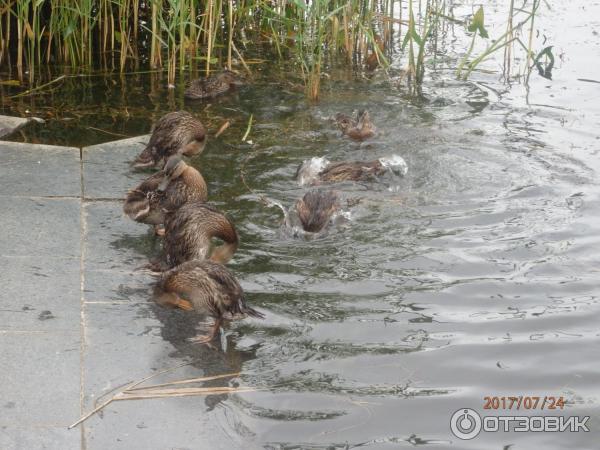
{"left": 163, "top": 202, "right": 239, "bottom": 268}
{"left": 334, "top": 110, "right": 376, "bottom": 141}
{"left": 319, "top": 160, "right": 387, "bottom": 183}
{"left": 156, "top": 260, "right": 264, "bottom": 343}
{"left": 294, "top": 190, "right": 341, "bottom": 233}
{"left": 184, "top": 70, "right": 244, "bottom": 100}
{"left": 133, "top": 111, "right": 207, "bottom": 169}
{"left": 123, "top": 156, "right": 208, "bottom": 230}
{"left": 296, "top": 155, "right": 408, "bottom": 186}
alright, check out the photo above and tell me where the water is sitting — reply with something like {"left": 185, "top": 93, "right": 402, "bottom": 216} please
{"left": 2, "top": 1, "right": 600, "bottom": 448}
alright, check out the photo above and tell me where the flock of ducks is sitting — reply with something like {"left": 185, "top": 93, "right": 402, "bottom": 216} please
{"left": 122, "top": 70, "right": 407, "bottom": 344}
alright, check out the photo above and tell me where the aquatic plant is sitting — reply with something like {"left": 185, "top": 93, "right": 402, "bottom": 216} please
{"left": 0, "top": 0, "right": 551, "bottom": 99}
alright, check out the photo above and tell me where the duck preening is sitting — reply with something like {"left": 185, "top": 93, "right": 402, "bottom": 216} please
{"left": 132, "top": 111, "right": 207, "bottom": 169}
{"left": 163, "top": 202, "right": 239, "bottom": 268}
{"left": 123, "top": 156, "right": 208, "bottom": 234}
{"left": 290, "top": 189, "right": 341, "bottom": 234}
{"left": 156, "top": 260, "right": 264, "bottom": 344}
{"left": 296, "top": 155, "right": 408, "bottom": 186}
{"left": 184, "top": 70, "right": 245, "bottom": 100}
{"left": 334, "top": 110, "right": 376, "bottom": 141}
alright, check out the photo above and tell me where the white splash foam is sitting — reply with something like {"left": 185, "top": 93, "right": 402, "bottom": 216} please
{"left": 379, "top": 155, "right": 408, "bottom": 176}
{"left": 296, "top": 156, "right": 330, "bottom": 185}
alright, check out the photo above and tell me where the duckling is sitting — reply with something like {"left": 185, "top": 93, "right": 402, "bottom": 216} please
{"left": 132, "top": 111, "right": 207, "bottom": 169}
{"left": 296, "top": 155, "right": 408, "bottom": 186}
{"left": 334, "top": 110, "right": 376, "bottom": 141}
{"left": 164, "top": 202, "right": 239, "bottom": 268}
{"left": 123, "top": 156, "right": 208, "bottom": 234}
{"left": 184, "top": 70, "right": 245, "bottom": 100}
{"left": 288, "top": 189, "right": 341, "bottom": 234}
{"left": 156, "top": 259, "right": 264, "bottom": 344}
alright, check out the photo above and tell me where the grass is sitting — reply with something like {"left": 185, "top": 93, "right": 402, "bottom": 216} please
{"left": 0, "top": 1, "right": 549, "bottom": 100}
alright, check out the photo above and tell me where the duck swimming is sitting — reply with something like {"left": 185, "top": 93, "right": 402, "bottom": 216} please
{"left": 184, "top": 70, "right": 244, "bottom": 100}
{"left": 132, "top": 111, "right": 207, "bottom": 169}
{"left": 334, "top": 110, "right": 376, "bottom": 141}
{"left": 163, "top": 202, "right": 239, "bottom": 268}
{"left": 288, "top": 189, "right": 342, "bottom": 234}
{"left": 123, "top": 156, "right": 207, "bottom": 234}
{"left": 156, "top": 259, "right": 264, "bottom": 344}
{"left": 296, "top": 155, "right": 408, "bottom": 186}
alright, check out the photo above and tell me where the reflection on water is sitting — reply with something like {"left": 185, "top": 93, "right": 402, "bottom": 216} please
{"left": 4, "top": 1, "right": 600, "bottom": 449}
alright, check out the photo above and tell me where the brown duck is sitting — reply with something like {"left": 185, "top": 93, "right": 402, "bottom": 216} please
{"left": 296, "top": 155, "right": 408, "bottom": 186}
{"left": 334, "top": 110, "right": 376, "bottom": 141}
{"left": 365, "top": 35, "right": 385, "bottom": 71}
{"left": 123, "top": 156, "right": 207, "bottom": 234}
{"left": 156, "top": 260, "right": 264, "bottom": 344}
{"left": 290, "top": 189, "right": 341, "bottom": 233}
{"left": 184, "top": 70, "right": 244, "bottom": 100}
{"left": 132, "top": 111, "right": 207, "bottom": 169}
{"left": 163, "top": 202, "right": 239, "bottom": 268}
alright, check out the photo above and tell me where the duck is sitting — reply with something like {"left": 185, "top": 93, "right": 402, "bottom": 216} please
{"left": 163, "top": 202, "right": 239, "bottom": 268}
{"left": 365, "top": 35, "right": 385, "bottom": 71}
{"left": 296, "top": 155, "right": 408, "bottom": 186}
{"left": 123, "top": 156, "right": 208, "bottom": 234}
{"left": 132, "top": 111, "right": 207, "bottom": 169}
{"left": 334, "top": 110, "right": 376, "bottom": 141}
{"left": 155, "top": 259, "right": 264, "bottom": 344}
{"left": 288, "top": 189, "right": 342, "bottom": 234}
{"left": 184, "top": 70, "right": 245, "bottom": 100}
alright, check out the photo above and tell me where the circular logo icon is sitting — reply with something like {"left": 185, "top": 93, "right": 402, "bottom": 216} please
{"left": 450, "top": 408, "right": 482, "bottom": 440}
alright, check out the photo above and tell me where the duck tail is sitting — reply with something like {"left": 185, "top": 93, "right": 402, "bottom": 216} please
{"left": 239, "top": 298, "right": 265, "bottom": 319}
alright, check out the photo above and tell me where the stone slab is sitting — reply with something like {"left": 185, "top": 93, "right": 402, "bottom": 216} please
{"left": 84, "top": 269, "right": 155, "bottom": 303}
{"left": 0, "top": 332, "right": 81, "bottom": 427}
{"left": 0, "top": 141, "right": 80, "bottom": 197}
{"left": 82, "top": 301, "right": 240, "bottom": 450}
{"left": 84, "top": 397, "right": 234, "bottom": 450}
{"left": 83, "top": 201, "right": 153, "bottom": 271}
{"left": 0, "top": 197, "right": 80, "bottom": 258}
{"left": 0, "top": 426, "right": 80, "bottom": 450}
{"left": 0, "top": 256, "right": 80, "bottom": 332}
{"left": 82, "top": 135, "right": 150, "bottom": 199}
{"left": 0, "top": 115, "right": 32, "bottom": 139}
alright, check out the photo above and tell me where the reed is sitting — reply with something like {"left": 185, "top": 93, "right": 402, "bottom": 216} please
{"left": 0, "top": 0, "right": 548, "bottom": 100}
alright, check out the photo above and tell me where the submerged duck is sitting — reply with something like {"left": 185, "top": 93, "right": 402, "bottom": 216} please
{"left": 156, "top": 260, "right": 264, "bottom": 344}
{"left": 164, "top": 202, "right": 239, "bottom": 268}
{"left": 288, "top": 189, "right": 342, "bottom": 234}
{"left": 123, "top": 156, "right": 207, "bottom": 233}
{"left": 334, "top": 110, "right": 376, "bottom": 141}
{"left": 132, "top": 111, "right": 207, "bottom": 169}
{"left": 184, "top": 70, "right": 245, "bottom": 100}
{"left": 296, "top": 155, "right": 408, "bottom": 186}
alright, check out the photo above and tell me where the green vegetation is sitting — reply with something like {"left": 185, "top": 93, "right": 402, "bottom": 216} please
{"left": 0, "top": 1, "right": 551, "bottom": 99}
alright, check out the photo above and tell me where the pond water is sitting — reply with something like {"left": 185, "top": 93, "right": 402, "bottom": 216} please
{"left": 2, "top": 1, "right": 599, "bottom": 449}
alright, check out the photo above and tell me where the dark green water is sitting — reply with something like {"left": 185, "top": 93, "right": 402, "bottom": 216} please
{"left": 1, "top": 1, "right": 599, "bottom": 449}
